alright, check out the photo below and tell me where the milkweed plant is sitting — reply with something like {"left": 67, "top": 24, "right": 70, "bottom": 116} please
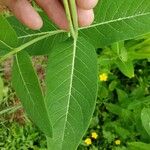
{"left": 0, "top": 0, "right": 150, "bottom": 150}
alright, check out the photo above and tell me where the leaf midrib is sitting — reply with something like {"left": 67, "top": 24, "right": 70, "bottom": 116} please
{"left": 61, "top": 39, "right": 77, "bottom": 147}
{"left": 15, "top": 11, "right": 150, "bottom": 41}
{"left": 80, "top": 11, "right": 150, "bottom": 30}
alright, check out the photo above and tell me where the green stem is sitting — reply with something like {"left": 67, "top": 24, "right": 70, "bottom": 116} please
{"left": 63, "top": 0, "right": 75, "bottom": 38}
{"left": 63, "top": 0, "right": 78, "bottom": 39}
{"left": 69, "top": 0, "right": 78, "bottom": 37}
{"left": 18, "top": 30, "right": 64, "bottom": 39}
{"left": 0, "top": 30, "right": 64, "bottom": 63}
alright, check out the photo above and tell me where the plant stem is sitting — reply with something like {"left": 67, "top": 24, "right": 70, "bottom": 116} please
{"left": 63, "top": 0, "right": 76, "bottom": 39}
{"left": 69, "top": 0, "right": 78, "bottom": 37}
{"left": 63, "top": 0, "right": 78, "bottom": 40}
{"left": 0, "top": 30, "right": 64, "bottom": 63}
{"left": 18, "top": 30, "right": 65, "bottom": 39}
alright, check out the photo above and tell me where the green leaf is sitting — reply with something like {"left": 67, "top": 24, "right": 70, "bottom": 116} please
{"left": 0, "top": 15, "right": 18, "bottom": 48}
{"left": 116, "top": 88, "right": 128, "bottom": 103}
{"left": 12, "top": 51, "right": 52, "bottom": 137}
{"left": 106, "top": 103, "right": 132, "bottom": 119}
{"left": 45, "top": 37, "right": 98, "bottom": 150}
{"left": 113, "top": 42, "right": 134, "bottom": 78}
{"left": 109, "top": 80, "right": 118, "bottom": 91}
{"left": 98, "top": 85, "right": 109, "bottom": 99}
{"left": 111, "top": 42, "right": 134, "bottom": 78}
{"left": 104, "top": 122, "right": 130, "bottom": 140}
{"left": 129, "top": 51, "right": 150, "bottom": 60}
{"left": 0, "top": 32, "right": 63, "bottom": 63}
{"left": 130, "top": 86, "right": 145, "bottom": 98}
{"left": 115, "top": 59, "right": 134, "bottom": 78}
{"left": 80, "top": 0, "right": 150, "bottom": 47}
{"left": 128, "top": 96, "right": 150, "bottom": 110}
{"left": 141, "top": 107, "right": 150, "bottom": 136}
{"left": 128, "top": 142, "right": 150, "bottom": 150}
{"left": 106, "top": 103, "right": 123, "bottom": 116}
{"left": 7, "top": 13, "right": 67, "bottom": 55}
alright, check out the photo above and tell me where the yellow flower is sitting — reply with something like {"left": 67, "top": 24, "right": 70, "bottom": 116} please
{"left": 99, "top": 73, "right": 108, "bottom": 81}
{"left": 115, "top": 139, "right": 121, "bottom": 145}
{"left": 91, "top": 132, "right": 98, "bottom": 139}
{"left": 84, "top": 138, "right": 92, "bottom": 145}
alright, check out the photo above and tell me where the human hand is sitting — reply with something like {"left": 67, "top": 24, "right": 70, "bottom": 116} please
{"left": 0, "top": 0, "right": 98, "bottom": 30}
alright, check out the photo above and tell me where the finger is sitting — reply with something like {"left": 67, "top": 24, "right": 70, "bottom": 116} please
{"left": 78, "top": 8, "right": 94, "bottom": 27}
{"left": 35, "top": 0, "right": 69, "bottom": 30}
{"left": 6, "top": 0, "right": 43, "bottom": 30}
{"left": 76, "top": 0, "right": 98, "bottom": 10}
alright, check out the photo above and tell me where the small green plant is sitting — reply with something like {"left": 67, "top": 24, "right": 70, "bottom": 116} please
{"left": 0, "top": 0, "right": 150, "bottom": 149}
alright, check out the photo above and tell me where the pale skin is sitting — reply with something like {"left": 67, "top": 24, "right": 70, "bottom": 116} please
{"left": 0, "top": 0, "right": 98, "bottom": 30}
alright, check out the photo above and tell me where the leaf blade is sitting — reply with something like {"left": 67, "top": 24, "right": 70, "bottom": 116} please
{"left": 80, "top": 0, "right": 150, "bottom": 47}
{"left": 141, "top": 107, "right": 150, "bottom": 136}
{"left": 46, "top": 37, "right": 98, "bottom": 149}
{"left": 7, "top": 13, "right": 67, "bottom": 55}
{"left": 12, "top": 51, "right": 52, "bottom": 137}
{"left": 0, "top": 15, "right": 18, "bottom": 48}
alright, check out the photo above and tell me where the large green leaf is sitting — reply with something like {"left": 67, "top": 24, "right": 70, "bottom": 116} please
{"left": 45, "top": 37, "right": 98, "bottom": 149}
{"left": 0, "top": 15, "right": 18, "bottom": 47}
{"left": 7, "top": 13, "right": 67, "bottom": 55}
{"left": 80, "top": 0, "right": 150, "bottom": 47}
{"left": 141, "top": 107, "right": 150, "bottom": 136}
{"left": 12, "top": 51, "right": 52, "bottom": 137}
